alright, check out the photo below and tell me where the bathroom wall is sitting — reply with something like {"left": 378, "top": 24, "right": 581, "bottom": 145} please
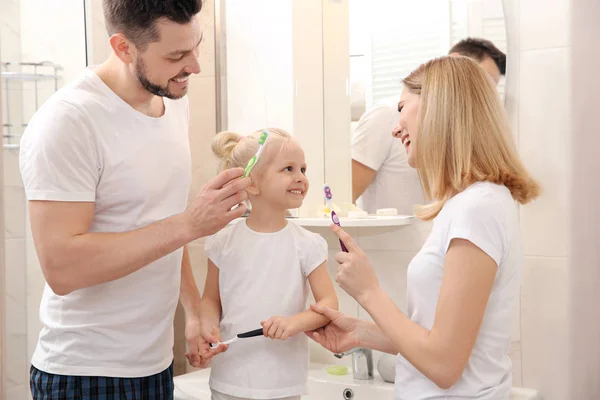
{"left": 1, "top": 0, "right": 29, "bottom": 397}
{"left": 503, "top": 0, "right": 571, "bottom": 398}
{"left": 0, "top": 23, "right": 5, "bottom": 400}
{"left": 569, "top": 0, "right": 600, "bottom": 398}
{"left": 1, "top": 2, "right": 89, "bottom": 399}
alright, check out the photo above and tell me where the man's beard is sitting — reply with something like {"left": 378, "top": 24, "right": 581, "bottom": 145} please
{"left": 135, "top": 57, "right": 188, "bottom": 100}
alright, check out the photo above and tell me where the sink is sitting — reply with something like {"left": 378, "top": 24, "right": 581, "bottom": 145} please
{"left": 174, "top": 363, "right": 540, "bottom": 400}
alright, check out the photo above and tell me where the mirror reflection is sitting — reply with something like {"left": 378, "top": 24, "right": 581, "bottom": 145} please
{"left": 348, "top": 0, "right": 507, "bottom": 215}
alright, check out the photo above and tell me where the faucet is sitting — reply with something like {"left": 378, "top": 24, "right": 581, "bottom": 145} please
{"left": 334, "top": 348, "right": 374, "bottom": 380}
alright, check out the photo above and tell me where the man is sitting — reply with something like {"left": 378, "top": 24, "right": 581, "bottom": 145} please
{"left": 20, "top": 1, "right": 247, "bottom": 398}
{"left": 352, "top": 37, "right": 506, "bottom": 214}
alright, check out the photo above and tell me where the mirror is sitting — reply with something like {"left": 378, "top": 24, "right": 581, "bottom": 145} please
{"left": 216, "top": 0, "right": 507, "bottom": 218}
{"left": 347, "top": 0, "right": 507, "bottom": 215}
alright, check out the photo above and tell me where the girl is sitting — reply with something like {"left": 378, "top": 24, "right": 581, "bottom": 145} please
{"left": 199, "top": 128, "right": 339, "bottom": 400}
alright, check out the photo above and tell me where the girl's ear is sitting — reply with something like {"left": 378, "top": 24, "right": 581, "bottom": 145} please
{"left": 246, "top": 176, "right": 260, "bottom": 196}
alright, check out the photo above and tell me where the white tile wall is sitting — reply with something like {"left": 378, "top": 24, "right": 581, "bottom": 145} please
{"left": 510, "top": 341, "right": 523, "bottom": 387}
{"left": 519, "top": 0, "right": 570, "bottom": 51}
{"left": 520, "top": 257, "right": 568, "bottom": 399}
{"left": 3, "top": 185, "right": 25, "bottom": 238}
{"left": 197, "top": 0, "right": 216, "bottom": 79}
{"left": 503, "top": 0, "right": 572, "bottom": 398}
{"left": 6, "top": 384, "right": 28, "bottom": 400}
{"left": 2, "top": 149, "right": 21, "bottom": 187}
{"left": 518, "top": 48, "right": 571, "bottom": 258}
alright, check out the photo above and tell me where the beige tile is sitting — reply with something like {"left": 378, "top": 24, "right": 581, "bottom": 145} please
{"left": 197, "top": 0, "right": 216, "bottom": 78}
{"left": 6, "top": 295, "right": 26, "bottom": 336}
{"left": 3, "top": 185, "right": 26, "bottom": 238}
{"left": 27, "top": 290, "right": 42, "bottom": 362}
{"left": 2, "top": 148, "right": 22, "bottom": 187}
{"left": 6, "top": 334, "right": 28, "bottom": 387}
{"left": 360, "top": 251, "right": 412, "bottom": 315}
{"left": 26, "top": 242, "right": 44, "bottom": 361}
{"left": 512, "top": 289, "right": 521, "bottom": 342}
{"left": 188, "top": 243, "right": 208, "bottom": 293}
{"left": 25, "top": 237, "right": 44, "bottom": 296}
{"left": 5, "top": 238, "right": 26, "bottom": 303}
{"left": 520, "top": 257, "right": 568, "bottom": 399}
{"left": 510, "top": 341, "right": 523, "bottom": 387}
{"left": 305, "top": 226, "right": 359, "bottom": 253}
{"left": 356, "top": 219, "right": 432, "bottom": 253}
{"left": 187, "top": 76, "right": 218, "bottom": 169}
{"left": 7, "top": 384, "right": 29, "bottom": 400}
{"left": 502, "top": 0, "right": 520, "bottom": 145}
{"left": 0, "top": 23, "right": 21, "bottom": 64}
{"left": 325, "top": 250, "right": 359, "bottom": 316}
{"left": 520, "top": 0, "right": 570, "bottom": 51}
{"left": 518, "top": 48, "right": 570, "bottom": 258}
{"left": 355, "top": 251, "right": 412, "bottom": 367}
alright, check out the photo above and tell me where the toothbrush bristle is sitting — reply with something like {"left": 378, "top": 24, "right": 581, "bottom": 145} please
{"left": 258, "top": 131, "right": 269, "bottom": 145}
{"left": 323, "top": 185, "right": 332, "bottom": 200}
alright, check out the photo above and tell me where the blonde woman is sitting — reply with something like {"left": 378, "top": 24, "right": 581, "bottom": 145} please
{"left": 307, "top": 56, "right": 540, "bottom": 399}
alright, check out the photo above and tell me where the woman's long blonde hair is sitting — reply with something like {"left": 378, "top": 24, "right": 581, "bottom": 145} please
{"left": 403, "top": 56, "right": 540, "bottom": 220}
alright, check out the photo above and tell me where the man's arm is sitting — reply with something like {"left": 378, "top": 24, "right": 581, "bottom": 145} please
{"left": 30, "top": 168, "right": 249, "bottom": 296}
{"left": 350, "top": 104, "right": 399, "bottom": 203}
{"left": 352, "top": 159, "right": 377, "bottom": 203}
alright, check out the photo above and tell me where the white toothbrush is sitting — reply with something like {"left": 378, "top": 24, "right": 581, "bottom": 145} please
{"left": 209, "top": 328, "right": 264, "bottom": 349}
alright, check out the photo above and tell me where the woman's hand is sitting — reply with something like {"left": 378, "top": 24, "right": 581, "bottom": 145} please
{"left": 332, "top": 225, "right": 381, "bottom": 303}
{"left": 305, "top": 304, "right": 364, "bottom": 354}
{"left": 261, "top": 316, "right": 300, "bottom": 341}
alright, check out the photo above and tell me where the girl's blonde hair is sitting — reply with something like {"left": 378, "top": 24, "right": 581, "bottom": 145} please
{"left": 211, "top": 127, "right": 292, "bottom": 173}
{"left": 403, "top": 56, "right": 540, "bottom": 220}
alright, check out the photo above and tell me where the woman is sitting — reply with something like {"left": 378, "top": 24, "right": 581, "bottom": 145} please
{"left": 306, "top": 56, "right": 540, "bottom": 399}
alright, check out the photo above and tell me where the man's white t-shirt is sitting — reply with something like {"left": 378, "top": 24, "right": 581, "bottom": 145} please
{"left": 395, "top": 182, "right": 522, "bottom": 399}
{"left": 19, "top": 68, "right": 192, "bottom": 377}
{"left": 205, "top": 220, "right": 328, "bottom": 399}
{"left": 351, "top": 97, "right": 423, "bottom": 215}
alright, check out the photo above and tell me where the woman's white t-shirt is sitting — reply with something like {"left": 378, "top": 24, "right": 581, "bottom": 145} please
{"left": 205, "top": 220, "right": 328, "bottom": 399}
{"left": 395, "top": 182, "right": 522, "bottom": 400}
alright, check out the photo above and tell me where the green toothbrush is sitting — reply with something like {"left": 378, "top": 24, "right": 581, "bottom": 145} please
{"left": 243, "top": 131, "right": 270, "bottom": 177}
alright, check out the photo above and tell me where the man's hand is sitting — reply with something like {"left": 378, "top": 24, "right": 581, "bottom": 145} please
{"left": 184, "top": 168, "right": 250, "bottom": 240}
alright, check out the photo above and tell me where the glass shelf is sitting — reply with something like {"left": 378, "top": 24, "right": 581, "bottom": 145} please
{"left": 229, "top": 215, "right": 413, "bottom": 228}
{"left": 1, "top": 71, "right": 59, "bottom": 81}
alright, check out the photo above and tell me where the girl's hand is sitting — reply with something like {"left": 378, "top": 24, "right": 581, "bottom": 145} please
{"left": 261, "top": 316, "right": 300, "bottom": 341}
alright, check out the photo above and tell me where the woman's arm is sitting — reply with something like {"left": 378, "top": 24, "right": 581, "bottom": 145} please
{"left": 359, "top": 238, "right": 497, "bottom": 389}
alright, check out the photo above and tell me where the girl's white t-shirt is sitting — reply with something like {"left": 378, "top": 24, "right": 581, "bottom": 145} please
{"left": 205, "top": 220, "right": 328, "bottom": 399}
{"left": 395, "top": 182, "right": 522, "bottom": 400}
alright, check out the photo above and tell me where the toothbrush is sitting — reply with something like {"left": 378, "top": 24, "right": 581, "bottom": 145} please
{"left": 243, "top": 131, "right": 270, "bottom": 177}
{"left": 209, "top": 328, "right": 264, "bottom": 349}
{"left": 324, "top": 185, "right": 349, "bottom": 253}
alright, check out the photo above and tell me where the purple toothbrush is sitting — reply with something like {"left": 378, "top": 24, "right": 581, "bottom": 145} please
{"left": 324, "top": 185, "right": 348, "bottom": 252}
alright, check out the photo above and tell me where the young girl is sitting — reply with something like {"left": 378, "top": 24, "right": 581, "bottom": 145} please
{"left": 199, "top": 128, "right": 339, "bottom": 400}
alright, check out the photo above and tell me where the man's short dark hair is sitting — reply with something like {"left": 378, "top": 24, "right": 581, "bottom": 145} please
{"left": 103, "top": 0, "right": 203, "bottom": 50}
{"left": 449, "top": 37, "right": 506, "bottom": 75}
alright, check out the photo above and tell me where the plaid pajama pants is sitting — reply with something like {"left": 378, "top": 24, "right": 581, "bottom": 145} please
{"left": 30, "top": 362, "right": 174, "bottom": 400}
